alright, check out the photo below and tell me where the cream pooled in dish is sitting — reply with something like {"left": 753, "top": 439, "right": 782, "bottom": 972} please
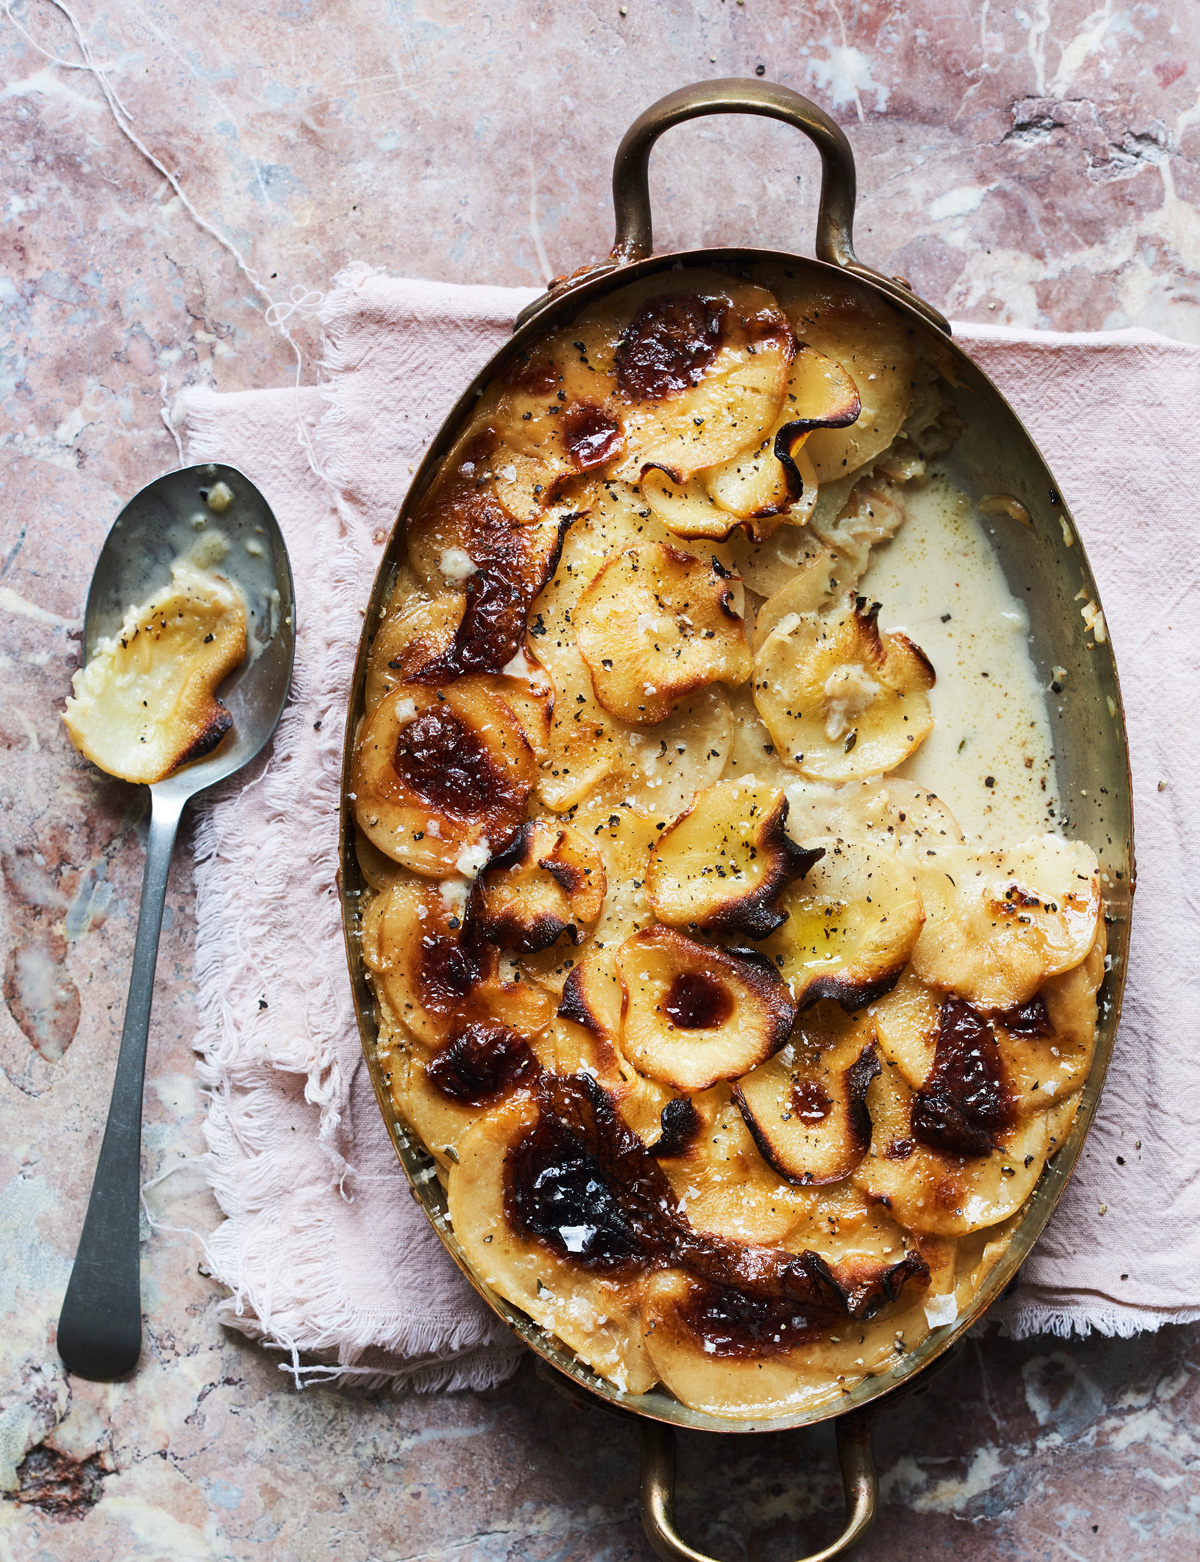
{"left": 64, "top": 536, "right": 247, "bottom": 785}
{"left": 349, "top": 268, "right": 1103, "bottom": 1418}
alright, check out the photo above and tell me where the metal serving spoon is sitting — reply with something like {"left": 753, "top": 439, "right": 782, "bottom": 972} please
{"left": 56, "top": 463, "right": 295, "bottom": 1382}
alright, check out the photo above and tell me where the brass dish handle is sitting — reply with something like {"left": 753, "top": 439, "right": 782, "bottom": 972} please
{"left": 516, "top": 78, "right": 949, "bottom": 334}
{"left": 639, "top": 1409, "right": 877, "bottom": 1562}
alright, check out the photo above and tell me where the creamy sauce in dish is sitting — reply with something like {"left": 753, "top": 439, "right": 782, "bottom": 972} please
{"left": 862, "top": 475, "right": 1062, "bottom": 841}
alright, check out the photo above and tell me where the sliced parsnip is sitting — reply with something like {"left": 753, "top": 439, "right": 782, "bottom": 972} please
{"left": 760, "top": 837, "right": 924, "bottom": 1010}
{"left": 352, "top": 681, "right": 536, "bottom": 875}
{"left": 853, "top": 1063, "right": 1050, "bottom": 1236}
{"left": 366, "top": 591, "right": 462, "bottom": 713}
{"left": 616, "top": 927, "right": 795, "bottom": 1091}
{"left": 625, "top": 685, "right": 733, "bottom": 817}
{"left": 575, "top": 543, "right": 753, "bottom": 725}
{"left": 870, "top": 970, "right": 942, "bottom": 1091}
{"left": 448, "top": 1098, "right": 658, "bottom": 1394}
{"left": 751, "top": 550, "right": 849, "bottom": 650}
{"left": 775, "top": 277, "right": 917, "bottom": 482}
{"left": 645, "top": 779, "right": 823, "bottom": 938}
{"left": 753, "top": 598, "right": 935, "bottom": 781}
{"left": 782, "top": 777, "right": 965, "bottom": 857}
{"left": 909, "top": 838, "right": 1103, "bottom": 1009}
{"left": 473, "top": 820, "right": 606, "bottom": 952}
{"left": 362, "top": 877, "right": 555, "bottom": 1045}
{"left": 640, "top": 467, "right": 743, "bottom": 542}
{"left": 998, "top": 924, "right": 1105, "bottom": 1113}
{"left": 733, "top": 1004, "right": 880, "bottom": 1185}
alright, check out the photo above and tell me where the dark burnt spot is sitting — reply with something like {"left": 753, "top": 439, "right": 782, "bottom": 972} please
{"left": 172, "top": 702, "right": 234, "bottom": 772}
{"left": 994, "top": 994, "right": 1054, "bottom": 1038}
{"left": 844, "top": 1041, "right": 882, "bottom": 1150}
{"left": 693, "top": 804, "right": 823, "bottom": 942}
{"left": 893, "top": 630, "right": 937, "bottom": 687}
{"left": 677, "top": 1280, "right": 822, "bottom": 1359}
{"left": 541, "top": 852, "right": 587, "bottom": 897}
{"left": 417, "top": 916, "right": 494, "bottom": 1014}
{"left": 393, "top": 707, "right": 503, "bottom": 818}
{"left": 560, "top": 402, "right": 624, "bottom": 469}
{"left": 557, "top": 966, "right": 605, "bottom": 1034}
{"left": 1002, "top": 884, "right": 1046, "bottom": 910}
{"left": 791, "top": 1079, "right": 833, "bottom": 1124}
{"left": 504, "top": 353, "right": 560, "bottom": 395}
{"left": 885, "top": 1138, "right": 915, "bottom": 1160}
{"left": 665, "top": 972, "right": 733, "bottom": 1030}
{"left": 830, "top": 1249, "right": 930, "bottom": 1320}
{"left": 413, "top": 496, "right": 575, "bottom": 683}
{"left": 426, "top": 1022, "right": 537, "bottom": 1106}
{"left": 911, "top": 997, "right": 1015, "bottom": 1158}
{"left": 615, "top": 295, "right": 722, "bottom": 401}
{"left": 653, "top": 1096, "right": 702, "bottom": 1158}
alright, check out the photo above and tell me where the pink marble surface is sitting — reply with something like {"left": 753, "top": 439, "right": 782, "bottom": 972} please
{"left": 2, "top": 0, "right": 1199, "bottom": 1556}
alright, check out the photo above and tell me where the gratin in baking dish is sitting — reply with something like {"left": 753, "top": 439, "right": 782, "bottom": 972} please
{"left": 339, "top": 81, "right": 1134, "bottom": 1561}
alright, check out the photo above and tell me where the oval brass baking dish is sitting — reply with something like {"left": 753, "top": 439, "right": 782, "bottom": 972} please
{"left": 339, "top": 80, "right": 1134, "bottom": 1562}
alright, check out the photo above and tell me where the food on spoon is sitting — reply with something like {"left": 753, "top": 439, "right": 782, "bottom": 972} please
{"left": 349, "top": 263, "right": 1107, "bottom": 1420}
{"left": 753, "top": 596, "right": 935, "bottom": 781}
{"left": 63, "top": 551, "right": 247, "bottom": 784}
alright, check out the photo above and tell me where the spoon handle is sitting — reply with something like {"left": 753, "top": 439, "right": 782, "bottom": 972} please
{"left": 57, "top": 787, "right": 186, "bottom": 1380}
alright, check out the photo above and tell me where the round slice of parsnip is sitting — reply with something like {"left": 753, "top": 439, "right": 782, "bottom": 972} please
{"left": 753, "top": 598, "right": 934, "bottom": 782}
{"left": 646, "top": 779, "right": 823, "bottom": 939}
{"left": 853, "top": 1064, "right": 1051, "bottom": 1237}
{"left": 777, "top": 278, "right": 917, "bottom": 482}
{"left": 760, "top": 837, "right": 924, "bottom": 1010}
{"left": 362, "top": 877, "right": 555, "bottom": 1045}
{"left": 909, "top": 837, "right": 1103, "bottom": 1009}
{"left": 996, "top": 924, "right": 1105, "bottom": 1113}
{"left": 473, "top": 820, "right": 606, "bottom": 953}
{"left": 575, "top": 543, "right": 753, "bottom": 726}
{"left": 448, "top": 1098, "right": 658, "bottom": 1395}
{"left": 365, "top": 588, "right": 462, "bottom": 712}
{"left": 352, "top": 681, "right": 536, "bottom": 875}
{"left": 782, "top": 777, "right": 965, "bottom": 855}
{"left": 625, "top": 684, "right": 734, "bottom": 818}
{"left": 640, "top": 467, "right": 744, "bottom": 542}
{"left": 870, "top": 970, "right": 942, "bottom": 1091}
{"left": 734, "top": 1004, "right": 880, "bottom": 1185}
{"left": 616, "top": 927, "right": 795, "bottom": 1091}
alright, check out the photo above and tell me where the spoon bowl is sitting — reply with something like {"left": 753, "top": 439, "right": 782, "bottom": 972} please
{"left": 58, "top": 462, "right": 294, "bottom": 1381}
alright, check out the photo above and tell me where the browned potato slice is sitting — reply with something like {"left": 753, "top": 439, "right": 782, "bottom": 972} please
{"left": 585, "top": 273, "right": 794, "bottom": 483}
{"left": 909, "top": 837, "right": 1103, "bottom": 1009}
{"left": 853, "top": 1062, "right": 1050, "bottom": 1236}
{"left": 761, "top": 838, "right": 924, "bottom": 1010}
{"left": 63, "top": 556, "right": 247, "bottom": 785}
{"left": 362, "top": 878, "right": 555, "bottom": 1045}
{"left": 575, "top": 543, "right": 753, "bottom": 726}
{"left": 734, "top": 1005, "right": 879, "bottom": 1185}
{"left": 776, "top": 278, "right": 917, "bottom": 482}
{"left": 448, "top": 1098, "right": 657, "bottom": 1394}
{"left": 645, "top": 780, "right": 823, "bottom": 939}
{"left": 638, "top": 1263, "right": 929, "bottom": 1420}
{"left": 640, "top": 467, "right": 742, "bottom": 542}
{"left": 698, "top": 344, "right": 860, "bottom": 540}
{"left": 616, "top": 927, "right": 795, "bottom": 1091}
{"left": 473, "top": 820, "right": 606, "bottom": 953}
{"left": 655, "top": 1087, "right": 813, "bottom": 1245}
{"left": 352, "top": 682, "right": 536, "bottom": 875}
{"left": 753, "top": 598, "right": 935, "bottom": 781}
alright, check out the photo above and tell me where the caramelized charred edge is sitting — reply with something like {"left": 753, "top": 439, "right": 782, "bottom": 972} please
{"left": 888, "top": 630, "right": 937, "bottom": 688}
{"left": 992, "top": 995, "right": 1055, "bottom": 1037}
{"left": 731, "top": 1039, "right": 878, "bottom": 1189}
{"left": 844, "top": 1041, "right": 882, "bottom": 1153}
{"left": 412, "top": 511, "right": 578, "bottom": 684}
{"left": 910, "top": 996, "right": 1016, "bottom": 1158}
{"left": 471, "top": 824, "right": 580, "bottom": 954}
{"left": 651, "top": 1096, "right": 703, "bottom": 1159}
{"left": 557, "top": 964, "right": 607, "bottom": 1036}
{"left": 479, "top": 820, "right": 539, "bottom": 876}
{"left": 638, "top": 931, "right": 798, "bottom": 1057}
{"left": 559, "top": 402, "right": 625, "bottom": 471}
{"left": 681, "top": 803, "right": 824, "bottom": 941}
{"left": 818, "top": 1248, "right": 931, "bottom": 1322}
{"left": 170, "top": 703, "right": 233, "bottom": 772}
{"left": 797, "top": 962, "right": 907, "bottom": 1015}
{"left": 773, "top": 389, "right": 861, "bottom": 498}
{"left": 541, "top": 851, "right": 587, "bottom": 896}
{"left": 613, "top": 294, "right": 724, "bottom": 402}
{"left": 852, "top": 596, "right": 886, "bottom": 665}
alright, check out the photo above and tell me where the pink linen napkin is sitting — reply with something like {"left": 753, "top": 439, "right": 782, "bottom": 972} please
{"left": 180, "top": 266, "right": 1200, "bottom": 1389}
